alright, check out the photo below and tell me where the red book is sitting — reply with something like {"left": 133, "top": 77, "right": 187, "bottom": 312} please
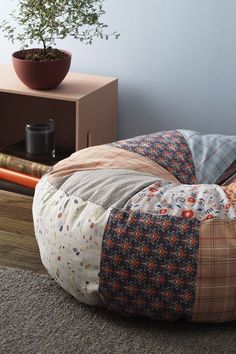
{"left": 0, "top": 167, "right": 40, "bottom": 189}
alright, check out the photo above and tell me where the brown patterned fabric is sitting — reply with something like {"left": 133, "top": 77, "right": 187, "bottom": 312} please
{"left": 221, "top": 172, "right": 236, "bottom": 186}
{"left": 216, "top": 159, "right": 236, "bottom": 185}
{"left": 222, "top": 182, "right": 236, "bottom": 207}
{"left": 192, "top": 219, "right": 236, "bottom": 322}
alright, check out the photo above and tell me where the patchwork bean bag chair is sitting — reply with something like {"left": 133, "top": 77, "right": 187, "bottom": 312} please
{"left": 33, "top": 130, "right": 236, "bottom": 322}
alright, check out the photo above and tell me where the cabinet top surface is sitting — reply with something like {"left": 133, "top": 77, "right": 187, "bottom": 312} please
{"left": 0, "top": 64, "right": 117, "bottom": 101}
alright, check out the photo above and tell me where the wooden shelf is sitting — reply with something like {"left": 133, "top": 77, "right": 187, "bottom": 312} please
{"left": 0, "top": 64, "right": 118, "bottom": 151}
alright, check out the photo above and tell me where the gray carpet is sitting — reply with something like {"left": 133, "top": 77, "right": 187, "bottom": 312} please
{"left": 0, "top": 267, "right": 236, "bottom": 354}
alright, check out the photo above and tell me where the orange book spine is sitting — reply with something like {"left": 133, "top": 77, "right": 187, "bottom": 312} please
{"left": 0, "top": 167, "right": 40, "bottom": 189}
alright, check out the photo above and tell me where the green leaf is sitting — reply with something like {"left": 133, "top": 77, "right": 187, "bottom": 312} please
{"left": 0, "top": 0, "right": 120, "bottom": 49}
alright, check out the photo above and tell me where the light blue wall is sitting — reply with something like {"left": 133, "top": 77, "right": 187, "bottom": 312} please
{"left": 1, "top": 0, "right": 236, "bottom": 138}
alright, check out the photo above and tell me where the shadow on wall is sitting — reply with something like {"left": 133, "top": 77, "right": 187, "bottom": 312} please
{"left": 118, "top": 85, "right": 195, "bottom": 139}
{"left": 118, "top": 86, "right": 163, "bottom": 139}
{"left": 117, "top": 83, "right": 232, "bottom": 139}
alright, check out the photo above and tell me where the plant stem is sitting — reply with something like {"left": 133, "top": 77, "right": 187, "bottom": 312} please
{"left": 43, "top": 41, "right": 46, "bottom": 53}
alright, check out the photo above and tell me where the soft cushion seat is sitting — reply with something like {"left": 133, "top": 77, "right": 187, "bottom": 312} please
{"left": 33, "top": 130, "right": 236, "bottom": 322}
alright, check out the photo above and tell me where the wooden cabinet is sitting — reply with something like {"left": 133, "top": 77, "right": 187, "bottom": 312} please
{"left": 0, "top": 64, "right": 118, "bottom": 151}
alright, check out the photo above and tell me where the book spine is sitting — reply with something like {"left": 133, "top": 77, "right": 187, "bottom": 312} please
{"left": 0, "top": 153, "right": 50, "bottom": 177}
{"left": 0, "top": 179, "right": 34, "bottom": 196}
{"left": 0, "top": 167, "right": 40, "bottom": 189}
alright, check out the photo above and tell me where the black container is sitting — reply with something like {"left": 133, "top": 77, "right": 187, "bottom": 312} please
{"left": 25, "top": 119, "right": 55, "bottom": 157}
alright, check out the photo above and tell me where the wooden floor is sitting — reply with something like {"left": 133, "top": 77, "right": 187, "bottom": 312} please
{"left": 0, "top": 189, "right": 46, "bottom": 274}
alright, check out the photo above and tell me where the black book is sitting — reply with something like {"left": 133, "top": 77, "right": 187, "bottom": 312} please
{"left": 0, "top": 140, "right": 73, "bottom": 178}
{"left": 1, "top": 140, "right": 73, "bottom": 164}
{"left": 0, "top": 178, "right": 34, "bottom": 196}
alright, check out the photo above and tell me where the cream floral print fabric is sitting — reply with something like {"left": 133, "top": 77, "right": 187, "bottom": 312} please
{"left": 124, "top": 181, "right": 236, "bottom": 221}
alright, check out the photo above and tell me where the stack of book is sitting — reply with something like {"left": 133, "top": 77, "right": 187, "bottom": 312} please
{"left": 0, "top": 140, "right": 73, "bottom": 196}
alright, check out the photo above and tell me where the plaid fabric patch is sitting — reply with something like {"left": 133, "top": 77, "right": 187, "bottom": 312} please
{"left": 49, "top": 145, "right": 178, "bottom": 183}
{"left": 191, "top": 219, "right": 236, "bottom": 322}
{"left": 99, "top": 210, "right": 200, "bottom": 321}
{"left": 109, "top": 131, "right": 196, "bottom": 184}
{"left": 179, "top": 130, "right": 236, "bottom": 184}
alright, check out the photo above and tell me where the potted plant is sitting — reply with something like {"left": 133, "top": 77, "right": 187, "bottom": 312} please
{"left": 0, "top": 0, "right": 119, "bottom": 90}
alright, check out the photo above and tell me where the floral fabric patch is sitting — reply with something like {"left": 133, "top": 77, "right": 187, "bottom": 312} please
{"left": 99, "top": 210, "right": 200, "bottom": 321}
{"left": 110, "top": 130, "right": 196, "bottom": 184}
{"left": 124, "top": 180, "right": 236, "bottom": 221}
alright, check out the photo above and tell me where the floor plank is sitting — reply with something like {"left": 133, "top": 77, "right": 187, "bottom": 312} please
{"left": 0, "top": 189, "right": 46, "bottom": 274}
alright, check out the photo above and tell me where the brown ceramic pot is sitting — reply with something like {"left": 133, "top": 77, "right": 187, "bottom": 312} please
{"left": 12, "top": 49, "right": 72, "bottom": 90}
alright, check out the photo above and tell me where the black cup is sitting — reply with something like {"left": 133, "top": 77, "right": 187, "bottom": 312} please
{"left": 25, "top": 119, "right": 55, "bottom": 157}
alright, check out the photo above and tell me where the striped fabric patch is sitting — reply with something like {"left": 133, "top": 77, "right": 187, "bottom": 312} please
{"left": 99, "top": 210, "right": 200, "bottom": 321}
{"left": 109, "top": 130, "right": 196, "bottom": 184}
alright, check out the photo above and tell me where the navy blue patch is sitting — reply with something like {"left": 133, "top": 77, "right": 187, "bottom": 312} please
{"left": 110, "top": 130, "right": 196, "bottom": 184}
{"left": 98, "top": 210, "right": 200, "bottom": 321}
